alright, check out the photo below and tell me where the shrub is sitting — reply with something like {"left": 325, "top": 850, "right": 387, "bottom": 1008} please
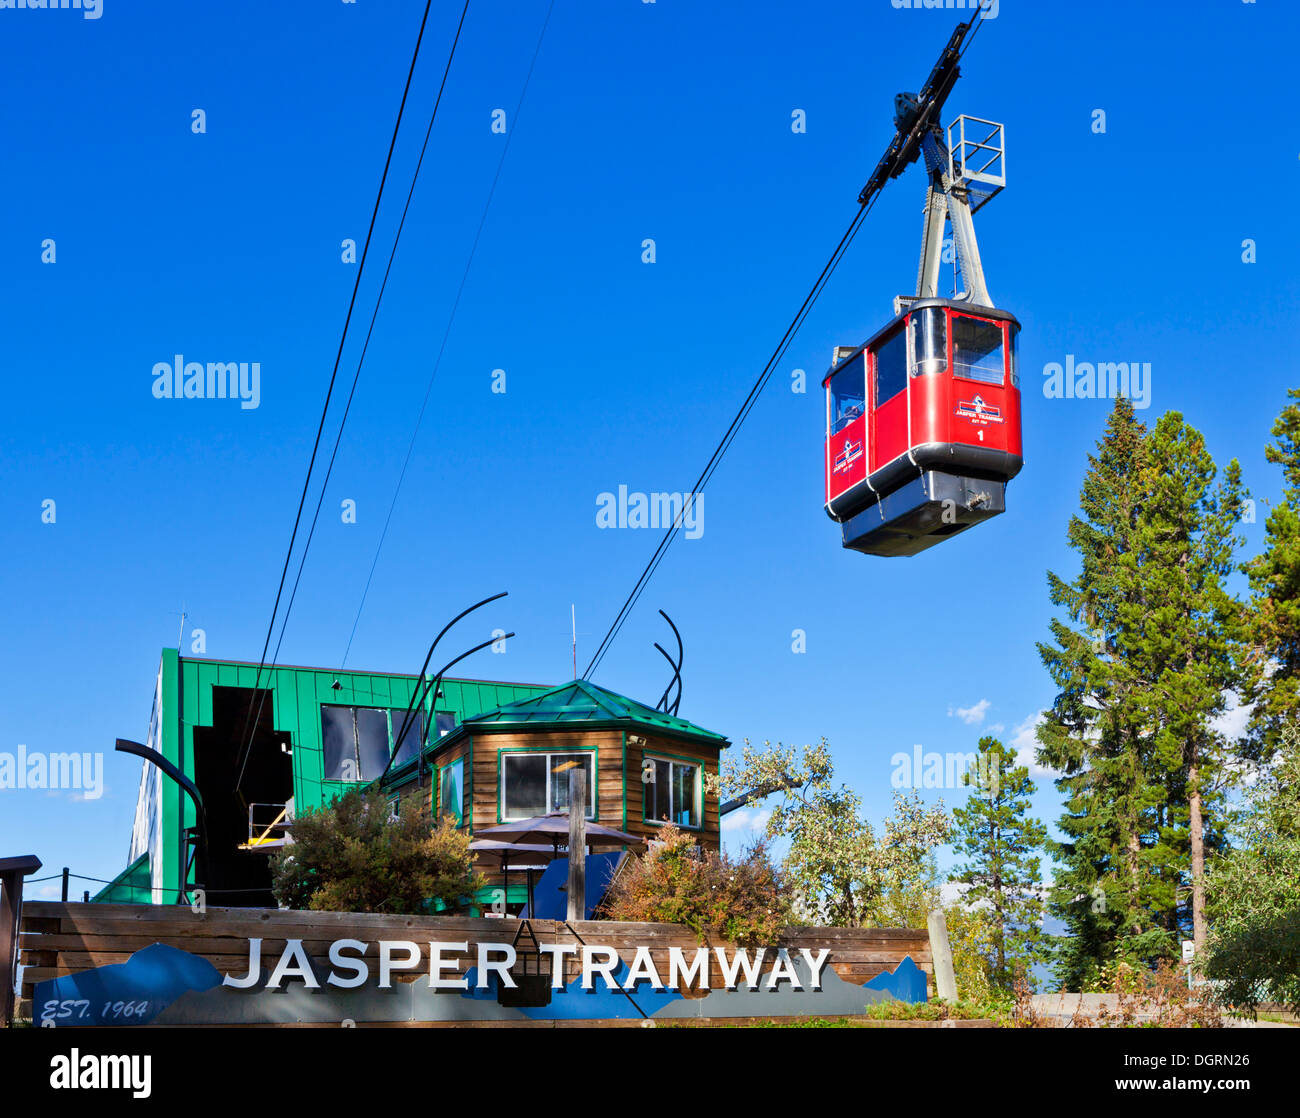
{"left": 864, "top": 998, "right": 996, "bottom": 1022}
{"left": 270, "top": 787, "right": 482, "bottom": 914}
{"left": 944, "top": 901, "right": 999, "bottom": 1002}
{"left": 600, "top": 823, "right": 792, "bottom": 947}
{"left": 1203, "top": 732, "right": 1300, "bottom": 1017}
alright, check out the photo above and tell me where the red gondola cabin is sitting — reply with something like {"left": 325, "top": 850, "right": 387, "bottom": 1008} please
{"left": 823, "top": 297, "right": 1022, "bottom": 557}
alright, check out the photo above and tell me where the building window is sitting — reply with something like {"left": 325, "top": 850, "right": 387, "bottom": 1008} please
{"left": 389, "top": 708, "right": 426, "bottom": 770}
{"left": 438, "top": 758, "right": 465, "bottom": 827}
{"left": 500, "top": 752, "right": 595, "bottom": 821}
{"left": 643, "top": 757, "right": 701, "bottom": 829}
{"left": 321, "top": 705, "right": 431, "bottom": 781}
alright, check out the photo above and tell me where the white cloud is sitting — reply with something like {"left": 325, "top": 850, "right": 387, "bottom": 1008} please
{"left": 950, "top": 698, "right": 991, "bottom": 726}
{"left": 721, "top": 806, "right": 771, "bottom": 835}
{"left": 1210, "top": 690, "right": 1252, "bottom": 743}
{"left": 1011, "top": 711, "right": 1056, "bottom": 777}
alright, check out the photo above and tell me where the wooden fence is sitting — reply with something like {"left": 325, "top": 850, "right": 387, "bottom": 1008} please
{"left": 18, "top": 902, "right": 933, "bottom": 1026}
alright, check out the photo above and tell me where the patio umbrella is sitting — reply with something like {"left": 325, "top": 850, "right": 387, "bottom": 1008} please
{"left": 468, "top": 840, "right": 555, "bottom": 916}
{"left": 473, "top": 814, "right": 643, "bottom": 920}
{"left": 475, "top": 812, "right": 644, "bottom": 852}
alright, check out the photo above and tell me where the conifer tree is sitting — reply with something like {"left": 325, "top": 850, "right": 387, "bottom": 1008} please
{"left": 1132, "top": 413, "right": 1245, "bottom": 957}
{"left": 1242, "top": 389, "right": 1300, "bottom": 758}
{"left": 1037, "top": 400, "right": 1247, "bottom": 982}
{"left": 1037, "top": 397, "right": 1169, "bottom": 985}
{"left": 952, "top": 736, "right": 1047, "bottom": 989}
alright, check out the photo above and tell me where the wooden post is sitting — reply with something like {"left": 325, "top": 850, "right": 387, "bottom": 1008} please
{"left": 0, "top": 855, "right": 42, "bottom": 1027}
{"left": 566, "top": 768, "right": 587, "bottom": 924}
{"left": 927, "top": 908, "right": 958, "bottom": 1002}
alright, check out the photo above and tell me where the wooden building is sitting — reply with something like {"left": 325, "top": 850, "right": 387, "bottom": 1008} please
{"left": 381, "top": 680, "right": 730, "bottom": 901}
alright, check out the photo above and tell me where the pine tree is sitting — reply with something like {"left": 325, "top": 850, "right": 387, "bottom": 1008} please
{"left": 1243, "top": 389, "right": 1300, "bottom": 759}
{"left": 951, "top": 736, "right": 1047, "bottom": 989}
{"left": 1037, "top": 400, "right": 1248, "bottom": 984}
{"left": 1132, "top": 413, "right": 1245, "bottom": 957}
{"left": 1037, "top": 397, "right": 1171, "bottom": 986}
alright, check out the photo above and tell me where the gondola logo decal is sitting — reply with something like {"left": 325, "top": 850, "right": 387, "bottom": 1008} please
{"left": 833, "top": 437, "right": 863, "bottom": 473}
{"left": 955, "top": 394, "right": 1003, "bottom": 424}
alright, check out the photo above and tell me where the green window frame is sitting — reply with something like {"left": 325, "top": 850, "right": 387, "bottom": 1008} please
{"left": 642, "top": 754, "right": 702, "bottom": 830}
{"left": 499, "top": 749, "right": 596, "bottom": 822}
{"left": 437, "top": 758, "right": 465, "bottom": 828}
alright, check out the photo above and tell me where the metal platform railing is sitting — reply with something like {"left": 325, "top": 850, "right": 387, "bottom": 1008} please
{"left": 240, "top": 803, "right": 293, "bottom": 851}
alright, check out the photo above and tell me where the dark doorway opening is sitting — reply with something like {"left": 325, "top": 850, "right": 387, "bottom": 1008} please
{"left": 192, "top": 686, "right": 293, "bottom": 907}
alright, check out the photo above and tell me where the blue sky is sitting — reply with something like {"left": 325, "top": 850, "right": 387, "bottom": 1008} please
{"left": 2, "top": 0, "right": 1298, "bottom": 899}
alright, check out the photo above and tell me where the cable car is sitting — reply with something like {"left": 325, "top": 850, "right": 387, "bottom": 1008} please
{"left": 823, "top": 297, "right": 1021, "bottom": 557}
{"left": 824, "top": 15, "right": 1021, "bottom": 557}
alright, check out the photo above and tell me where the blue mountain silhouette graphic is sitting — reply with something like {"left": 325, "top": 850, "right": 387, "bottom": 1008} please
{"left": 863, "top": 955, "right": 928, "bottom": 1001}
{"left": 34, "top": 942, "right": 222, "bottom": 1026}
{"left": 462, "top": 962, "right": 685, "bottom": 1020}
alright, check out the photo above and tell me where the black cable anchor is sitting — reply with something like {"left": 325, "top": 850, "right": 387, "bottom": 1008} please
{"left": 653, "top": 610, "right": 683, "bottom": 718}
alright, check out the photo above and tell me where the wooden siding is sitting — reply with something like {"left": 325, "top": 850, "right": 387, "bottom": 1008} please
{"left": 464, "top": 730, "right": 628, "bottom": 833}
{"left": 623, "top": 731, "right": 721, "bottom": 851}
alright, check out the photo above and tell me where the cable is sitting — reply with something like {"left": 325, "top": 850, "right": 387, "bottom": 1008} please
{"left": 584, "top": 197, "right": 877, "bottom": 679}
{"left": 233, "top": 0, "right": 448, "bottom": 794}
{"left": 582, "top": 7, "right": 993, "bottom": 679}
{"left": 339, "top": 0, "right": 557, "bottom": 671}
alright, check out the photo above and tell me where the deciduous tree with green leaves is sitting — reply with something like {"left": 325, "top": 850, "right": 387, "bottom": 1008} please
{"left": 952, "top": 736, "right": 1047, "bottom": 989}
{"left": 712, "top": 739, "right": 951, "bottom": 928}
{"left": 1204, "top": 725, "right": 1300, "bottom": 1016}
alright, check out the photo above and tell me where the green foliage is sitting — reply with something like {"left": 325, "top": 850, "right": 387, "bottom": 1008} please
{"left": 1036, "top": 398, "right": 1246, "bottom": 986}
{"left": 863, "top": 998, "right": 996, "bottom": 1021}
{"left": 1242, "top": 389, "right": 1300, "bottom": 758}
{"left": 713, "top": 740, "right": 951, "bottom": 928}
{"left": 1071, "top": 960, "right": 1222, "bottom": 1028}
{"left": 951, "top": 736, "right": 1047, "bottom": 990}
{"left": 1204, "top": 727, "right": 1300, "bottom": 1017}
{"left": 943, "top": 901, "right": 998, "bottom": 1004}
{"left": 269, "top": 788, "right": 482, "bottom": 914}
{"left": 599, "top": 822, "right": 791, "bottom": 947}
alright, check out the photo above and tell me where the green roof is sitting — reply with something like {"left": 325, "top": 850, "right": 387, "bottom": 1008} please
{"left": 381, "top": 680, "right": 728, "bottom": 789}
{"left": 459, "top": 679, "right": 728, "bottom": 743}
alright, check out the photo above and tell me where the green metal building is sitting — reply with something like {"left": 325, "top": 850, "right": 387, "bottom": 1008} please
{"left": 97, "top": 650, "right": 548, "bottom": 905}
